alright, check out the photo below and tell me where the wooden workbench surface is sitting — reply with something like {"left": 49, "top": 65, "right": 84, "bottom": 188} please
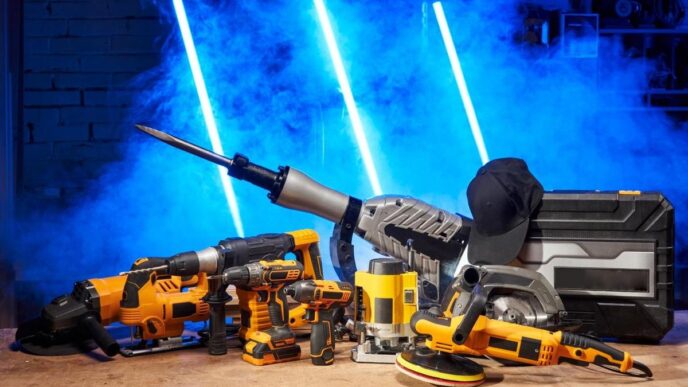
{"left": 2, "top": 312, "right": 687, "bottom": 386}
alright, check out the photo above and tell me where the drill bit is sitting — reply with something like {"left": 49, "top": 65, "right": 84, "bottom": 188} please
{"left": 135, "top": 124, "right": 234, "bottom": 168}
{"left": 119, "top": 265, "right": 168, "bottom": 276}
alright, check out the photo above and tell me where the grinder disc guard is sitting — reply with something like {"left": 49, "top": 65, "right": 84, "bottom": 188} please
{"left": 396, "top": 347, "right": 486, "bottom": 387}
{"left": 15, "top": 317, "right": 97, "bottom": 356}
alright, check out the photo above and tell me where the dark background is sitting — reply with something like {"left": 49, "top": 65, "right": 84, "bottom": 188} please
{"left": 1, "top": 0, "right": 169, "bottom": 326}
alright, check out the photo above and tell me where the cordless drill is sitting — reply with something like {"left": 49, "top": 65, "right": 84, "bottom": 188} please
{"left": 230, "top": 230, "right": 323, "bottom": 341}
{"left": 213, "top": 259, "right": 305, "bottom": 365}
{"left": 120, "top": 229, "right": 323, "bottom": 355}
{"left": 285, "top": 280, "right": 353, "bottom": 365}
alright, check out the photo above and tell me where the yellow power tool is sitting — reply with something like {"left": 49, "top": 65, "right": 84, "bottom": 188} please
{"left": 396, "top": 284, "right": 653, "bottom": 386}
{"left": 15, "top": 258, "right": 210, "bottom": 357}
{"left": 117, "top": 229, "right": 324, "bottom": 355}
{"left": 285, "top": 279, "right": 353, "bottom": 365}
{"left": 235, "top": 229, "right": 323, "bottom": 341}
{"left": 119, "top": 257, "right": 210, "bottom": 355}
{"left": 212, "top": 259, "right": 306, "bottom": 366}
{"left": 352, "top": 258, "right": 418, "bottom": 363}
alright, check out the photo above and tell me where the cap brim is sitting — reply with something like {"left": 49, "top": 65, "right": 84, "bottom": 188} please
{"left": 467, "top": 219, "right": 529, "bottom": 265}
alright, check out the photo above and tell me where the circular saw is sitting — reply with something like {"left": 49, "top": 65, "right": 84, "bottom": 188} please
{"left": 446, "top": 265, "right": 568, "bottom": 329}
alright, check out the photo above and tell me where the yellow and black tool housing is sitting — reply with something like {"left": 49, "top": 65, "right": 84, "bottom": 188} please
{"left": 242, "top": 327, "right": 301, "bottom": 366}
{"left": 233, "top": 259, "right": 305, "bottom": 366}
{"left": 120, "top": 257, "right": 210, "bottom": 339}
{"left": 83, "top": 275, "right": 128, "bottom": 326}
{"left": 237, "top": 229, "right": 324, "bottom": 341}
{"left": 413, "top": 311, "right": 648, "bottom": 376}
{"left": 352, "top": 258, "right": 417, "bottom": 363}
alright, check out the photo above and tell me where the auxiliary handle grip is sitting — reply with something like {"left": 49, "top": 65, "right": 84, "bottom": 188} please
{"left": 205, "top": 278, "right": 230, "bottom": 356}
{"left": 80, "top": 314, "right": 119, "bottom": 357}
{"left": 453, "top": 284, "right": 487, "bottom": 344}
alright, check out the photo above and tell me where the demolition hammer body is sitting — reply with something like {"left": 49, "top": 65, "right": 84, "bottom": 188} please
{"left": 135, "top": 125, "right": 471, "bottom": 307}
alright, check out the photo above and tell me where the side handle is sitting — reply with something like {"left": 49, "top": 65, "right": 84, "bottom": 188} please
{"left": 453, "top": 284, "right": 487, "bottom": 345}
{"left": 79, "top": 314, "right": 119, "bottom": 357}
{"left": 205, "top": 278, "right": 230, "bottom": 356}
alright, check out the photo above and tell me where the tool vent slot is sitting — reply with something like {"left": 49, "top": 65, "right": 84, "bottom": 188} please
{"left": 120, "top": 308, "right": 142, "bottom": 324}
{"left": 354, "top": 286, "right": 365, "bottom": 321}
{"left": 538, "top": 345, "right": 554, "bottom": 365}
{"left": 435, "top": 342, "right": 453, "bottom": 352}
{"left": 156, "top": 280, "right": 180, "bottom": 292}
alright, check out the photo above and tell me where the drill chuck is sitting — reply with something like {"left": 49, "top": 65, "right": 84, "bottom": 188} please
{"left": 219, "top": 265, "right": 253, "bottom": 286}
{"left": 166, "top": 247, "right": 222, "bottom": 276}
{"left": 284, "top": 287, "right": 295, "bottom": 298}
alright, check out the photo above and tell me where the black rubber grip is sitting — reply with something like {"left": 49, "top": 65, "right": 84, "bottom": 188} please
{"left": 267, "top": 289, "right": 289, "bottom": 327}
{"left": 205, "top": 281, "right": 230, "bottom": 355}
{"left": 311, "top": 309, "right": 335, "bottom": 365}
{"left": 453, "top": 285, "right": 487, "bottom": 345}
{"left": 228, "top": 153, "right": 280, "bottom": 192}
{"left": 80, "top": 314, "right": 119, "bottom": 357}
{"left": 207, "top": 301, "right": 227, "bottom": 355}
{"left": 167, "top": 251, "right": 200, "bottom": 276}
{"left": 220, "top": 233, "right": 293, "bottom": 268}
{"left": 561, "top": 332, "right": 625, "bottom": 362}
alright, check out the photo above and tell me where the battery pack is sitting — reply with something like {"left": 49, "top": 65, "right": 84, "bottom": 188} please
{"left": 518, "top": 190, "right": 674, "bottom": 342}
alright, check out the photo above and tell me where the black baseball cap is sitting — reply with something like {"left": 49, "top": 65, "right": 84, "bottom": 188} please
{"left": 467, "top": 158, "right": 543, "bottom": 265}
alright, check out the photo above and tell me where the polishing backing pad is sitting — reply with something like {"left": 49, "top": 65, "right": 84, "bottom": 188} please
{"left": 396, "top": 347, "right": 486, "bottom": 387}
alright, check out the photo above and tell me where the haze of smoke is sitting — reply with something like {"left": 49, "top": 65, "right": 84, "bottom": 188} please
{"left": 13, "top": 0, "right": 687, "bottom": 301}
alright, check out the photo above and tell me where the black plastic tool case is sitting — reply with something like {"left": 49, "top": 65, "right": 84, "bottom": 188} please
{"left": 525, "top": 191, "right": 674, "bottom": 342}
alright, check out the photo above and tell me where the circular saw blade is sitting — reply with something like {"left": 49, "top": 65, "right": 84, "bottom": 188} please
{"left": 15, "top": 317, "right": 97, "bottom": 356}
{"left": 486, "top": 291, "right": 550, "bottom": 327}
{"left": 395, "top": 348, "right": 486, "bottom": 387}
